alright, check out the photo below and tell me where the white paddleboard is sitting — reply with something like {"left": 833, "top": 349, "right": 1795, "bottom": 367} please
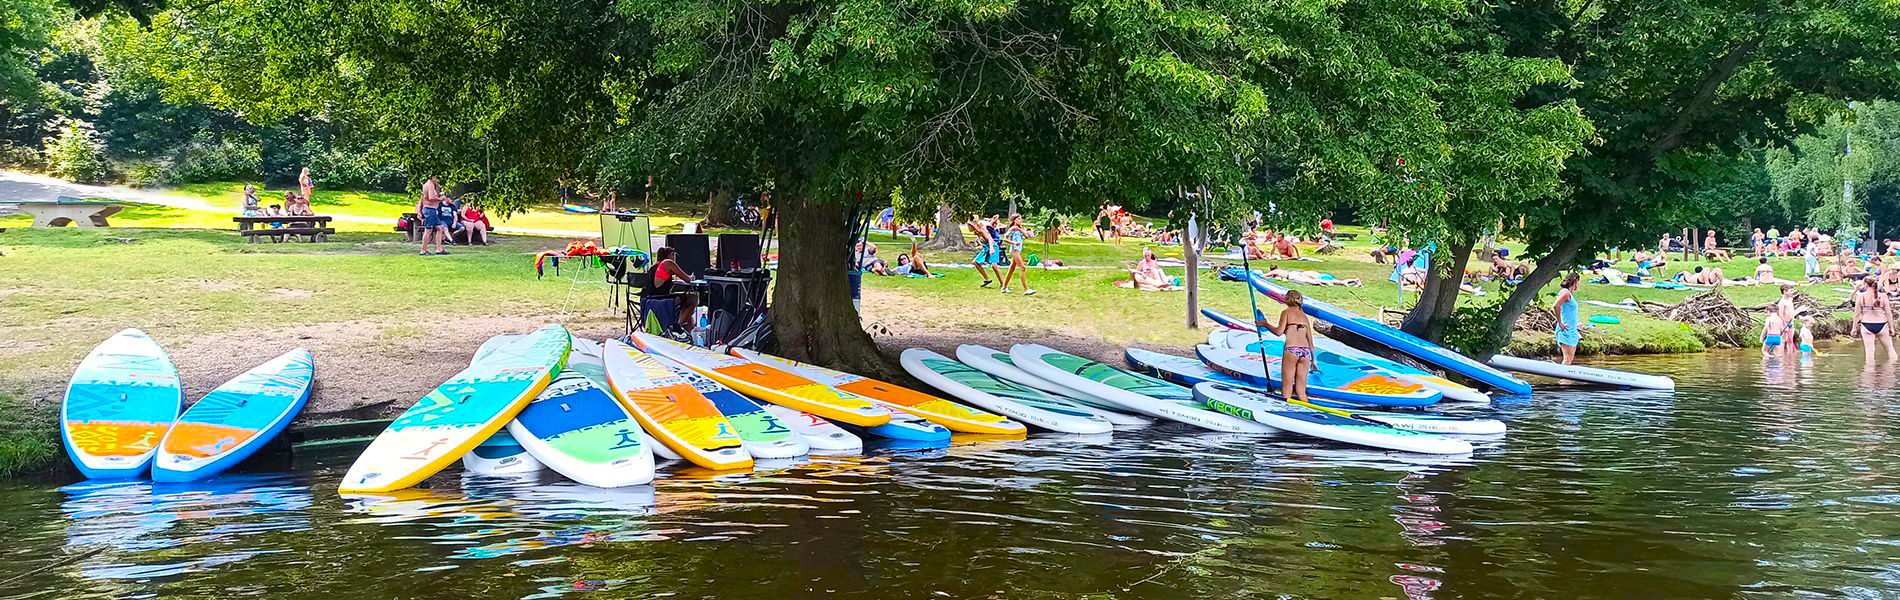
{"left": 1487, "top": 354, "right": 1675, "bottom": 390}
{"left": 901, "top": 348, "right": 1113, "bottom": 435}
{"left": 1193, "top": 382, "right": 1473, "bottom": 454}
{"left": 761, "top": 404, "right": 862, "bottom": 453}
{"left": 508, "top": 354, "right": 657, "bottom": 487}
{"left": 1010, "top": 344, "right": 1270, "bottom": 433}
{"left": 955, "top": 344, "right": 1153, "bottom": 428}
{"left": 462, "top": 431, "right": 546, "bottom": 476}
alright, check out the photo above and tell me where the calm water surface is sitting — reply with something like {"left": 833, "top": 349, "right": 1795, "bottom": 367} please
{"left": 4, "top": 349, "right": 1899, "bottom": 599}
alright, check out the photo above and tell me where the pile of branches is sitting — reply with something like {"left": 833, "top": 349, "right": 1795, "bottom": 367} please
{"left": 1515, "top": 305, "right": 1558, "bottom": 332}
{"left": 1641, "top": 291, "right": 1752, "bottom": 346}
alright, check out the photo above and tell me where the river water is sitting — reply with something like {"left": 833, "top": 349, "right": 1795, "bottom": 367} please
{"left": 4, "top": 349, "right": 1899, "bottom": 599}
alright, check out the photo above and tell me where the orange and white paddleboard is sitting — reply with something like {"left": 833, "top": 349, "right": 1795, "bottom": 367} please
{"left": 629, "top": 333, "right": 890, "bottom": 427}
{"left": 601, "top": 340, "right": 751, "bottom": 471}
{"left": 731, "top": 348, "right": 1025, "bottom": 436}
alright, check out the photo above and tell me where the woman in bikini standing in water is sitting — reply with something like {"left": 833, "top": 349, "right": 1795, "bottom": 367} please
{"left": 1856, "top": 277, "right": 1899, "bottom": 362}
{"left": 1255, "top": 289, "right": 1315, "bottom": 404}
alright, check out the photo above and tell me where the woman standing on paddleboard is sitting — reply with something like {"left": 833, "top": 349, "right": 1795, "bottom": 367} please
{"left": 1554, "top": 273, "right": 1582, "bottom": 365}
{"left": 1255, "top": 290, "right": 1315, "bottom": 404}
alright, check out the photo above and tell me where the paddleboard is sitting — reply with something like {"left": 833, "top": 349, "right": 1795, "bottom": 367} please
{"left": 602, "top": 339, "right": 753, "bottom": 470}
{"left": 62, "top": 329, "right": 184, "bottom": 479}
{"left": 1203, "top": 308, "right": 1490, "bottom": 403}
{"left": 556, "top": 339, "right": 698, "bottom": 463}
{"left": 152, "top": 349, "right": 315, "bottom": 482}
{"left": 339, "top": 324, "right": 571, "bottom": 493}
{"left": 508, "top": 360, "right": 657, "bottom": 487}
{"left": 732, "top": 348, "right": 1024, "bottom": 435}
{"left": 901, "top": 349, "right": 1113, "bottom": 435}
{"left": 1487, "top": 354, "right": 1675, "bottom": 390}
{"left": 1199, "top": 331, "right": 1442, "bottom": 407}
{"left": 1193, "top": 382, "right": 1473, "bottom": 454}
{"left": 955, "top": 344, "right": 1154, "bottom": 428}
{"left": 463, "top": 431, "right": 546, "bottom": 476}
{"left": 1246, "top": 274, "right": 1533, "bottom": 395}
{"left": 648, "top": 354, "right": 807, "bottom": 459}
{"left": 858, "top": 411, "right": 952, "bottom": 443}
{"left": 1010, "top": 345, "right": 1271, "bottom": 433}
{"left": 761, "top": 404, "right": 863, "bottom": 453}
{"left": 630, "top": 333, "right": 890, "bottom": 427}
{"left": 1124, "top": 349, "right": 1505, "bottom": 435}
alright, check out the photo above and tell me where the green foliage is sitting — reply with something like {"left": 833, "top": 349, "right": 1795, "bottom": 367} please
{"left": 1505, "top": 0, "right": 1900, "bottom": 259}
{"left": 42, "top": 116, "right": 109, "bottom": 182}
{"left": 1439, "top": 291, "right": 1511, "bottom": 356}
{"left": 0, "top": 0, "right": 61, "bottom": 96}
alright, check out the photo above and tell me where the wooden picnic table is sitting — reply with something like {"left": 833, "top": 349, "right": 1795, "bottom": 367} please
{"left": 234, "top": 215, "right": 335, "bottom": 243}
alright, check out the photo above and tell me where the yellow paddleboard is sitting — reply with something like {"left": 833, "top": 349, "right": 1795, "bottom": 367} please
{"left": 731, "top": 348, "right": 1025, "bottom": 435}
{"left": 629, "top": 333, "right": 890, "bottom": 427}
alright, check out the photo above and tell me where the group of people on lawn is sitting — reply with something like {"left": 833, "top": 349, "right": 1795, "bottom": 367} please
{"left": 239, "top": 167, "right": 318, "bottom": 219}
{"left": 411, "top": 176, "right": 492, "bottom": 255}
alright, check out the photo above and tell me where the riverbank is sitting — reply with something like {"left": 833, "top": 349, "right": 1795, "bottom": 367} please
{"left": 0, "top": 223, "right": 1851, "bottom": 477}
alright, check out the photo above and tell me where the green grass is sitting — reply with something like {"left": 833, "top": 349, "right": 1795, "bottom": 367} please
{"left": 0, "top": 390, "right": 59, "bottom": 478}
{"left": 1, "top": 181, "right": 713, "bottom": 235}
{"left": 862, "top": 225, "right": 1843, "bottom": 354}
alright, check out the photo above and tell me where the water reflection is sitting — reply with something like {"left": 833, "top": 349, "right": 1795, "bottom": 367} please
{"left": 4, "top": 349, "right": 1900, "bottom": 599}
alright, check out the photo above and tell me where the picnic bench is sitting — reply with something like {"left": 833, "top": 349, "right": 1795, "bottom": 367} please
{"left": 234, "top": 215, "right": 335, "bottom": 243}
{"left": 8, "top": 196, "right": 123, "bottom": 227}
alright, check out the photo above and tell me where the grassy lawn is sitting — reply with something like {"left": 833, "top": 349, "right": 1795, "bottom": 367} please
{"left": 0, "top": 181, "right": 714, "bottom": 235}
{"left": 861, "top": 225, "right": 1845, "bottom": 356}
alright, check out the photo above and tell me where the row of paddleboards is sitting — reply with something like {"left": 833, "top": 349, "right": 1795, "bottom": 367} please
{"left": 62, "top": 322, "right": 1513, "bottom": 490}
{"left": 61, "top": 329, "right": 315, "bottom": 482}
{"left": 906, "top": 344, "right": 1501, "bottom": 455}
{"left": 1236, "top": 273, "right": 1673, "bottom": 391}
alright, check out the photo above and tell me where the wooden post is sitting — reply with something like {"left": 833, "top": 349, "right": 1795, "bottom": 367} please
{"left": 1185, "top": 185, "right": 1204, "bottom": 330}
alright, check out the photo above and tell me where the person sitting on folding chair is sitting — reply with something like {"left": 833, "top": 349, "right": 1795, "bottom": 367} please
{"left": 648, "top": 246, "right": 701, "bottom": 332}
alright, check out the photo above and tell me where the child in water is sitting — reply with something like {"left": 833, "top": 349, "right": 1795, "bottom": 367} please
{"left": 1762, "top": 311, "right": 1785, "bottom": 356}
{"left": 1798, "top": 315, "right": 1815, "bottom": 354}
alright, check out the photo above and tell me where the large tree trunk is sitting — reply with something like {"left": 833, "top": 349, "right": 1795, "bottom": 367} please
{"left": 767, "top": 188, "right": 894, "bottom": 378}
{"left": 1481, "top": 232, "right": 1590, "bottom": 355}
{"left": 1400, "top": 240, "right": 1474, "bottom": 342}
{"left": 919, "top": 202, "right": 965, "bottom": 251}
{"left": 703, "top": 186, "right": 737, "bottom": 228}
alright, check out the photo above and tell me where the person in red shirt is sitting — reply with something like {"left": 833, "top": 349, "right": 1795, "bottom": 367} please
{"left": 462, "top": 203, "right": 492, "bottom": 245}
{"left": 1319, "top": 218, "right": 1335, "bottom": 234}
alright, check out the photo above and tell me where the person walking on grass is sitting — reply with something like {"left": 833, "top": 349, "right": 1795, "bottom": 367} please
{"left": 1854, "top": 278, "right": 1899, "bottom": 362}
{"left": 1001, "top": 214, "right": 1034, "bottom": 295}
{"left": 1554, "top": 272, "right": 1582, "bottom": 365}
{"left": 1777, "top": 284, "right": 1800, "bottom": 356}
{"left": 298, "top": 167, "right": 315, "bottom": 213}
{"left": 416, "top": 176, "right": 449, "bottom": 256}
{"left": 968, "top": 214, "right": 1003, "bottom": 287}
{"left": 1254, "top": 289, "right": 1315, "bottom": 404}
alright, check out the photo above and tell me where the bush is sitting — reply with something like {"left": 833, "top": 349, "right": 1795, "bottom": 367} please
{"left": 42, "top": 118, "right": 111, "bottom": 183}
{"left": 1439, "top": 291, "right": 1510, "bottom": 356}
{"left": 165, "top": 131, "right": 262, "bottom": 184}
{"left": 0, "top": 144, "right": 41, "bottom": 169}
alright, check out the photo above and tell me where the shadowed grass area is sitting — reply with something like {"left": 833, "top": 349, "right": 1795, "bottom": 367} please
{"left": 0, "top": 390, "right": 60, "bottom": 478}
